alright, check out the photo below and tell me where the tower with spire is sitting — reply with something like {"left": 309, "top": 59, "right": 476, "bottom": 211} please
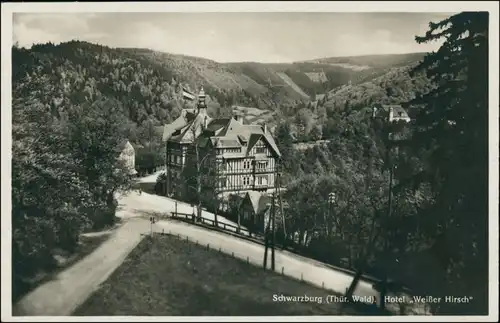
{"left": 197, "top": 86, "right": 207, "bottom": 112}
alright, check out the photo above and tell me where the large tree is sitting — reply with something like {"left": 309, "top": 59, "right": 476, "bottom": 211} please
{"left": 11, "top": 97, "right": 134, "bottom": 300}
{"left": 64, "top": 98, "right": 134, "bottom": 228}
{"left": 12, "top": 101, "right": 93, "bottom": 291}
{"left": 408, "top": 12, "right": 489, "bottom": 314}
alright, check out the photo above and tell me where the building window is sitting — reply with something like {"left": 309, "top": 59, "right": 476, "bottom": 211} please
{"left": 256, "top": 175, "right": 268, "bottom": 186}
{"left": 244, "top": 161, "right": 251, "bottom": 169}
{"left": 257, "top": 161, "right": 268, "bottom": 170}
{"left": 225, "top": 148, "right": 241, "bottom": 153}
{"left": 256, "top": 146, "right": 265, "bottom": 154}
{"left": 243, "top": 177, "right": 251, "bottom": 185}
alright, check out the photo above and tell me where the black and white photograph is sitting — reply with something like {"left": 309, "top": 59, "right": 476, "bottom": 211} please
{"left": 1, "top": 1, "right": 498, "bottom": 321}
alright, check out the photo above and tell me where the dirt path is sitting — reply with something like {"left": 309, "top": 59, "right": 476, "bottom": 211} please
{"left": 13, "top": 217, "right": 149, "bottom": 316}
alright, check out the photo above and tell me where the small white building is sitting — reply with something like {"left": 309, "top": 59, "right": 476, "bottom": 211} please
{"left": 372, "top": 104, "right": 411, "bottom": 123}
{"left": 117, "top": 139, "right": 137, "bottom": 176}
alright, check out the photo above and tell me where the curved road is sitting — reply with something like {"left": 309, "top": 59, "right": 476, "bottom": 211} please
{"left": 13, "top": 191, "right": 427, "bottom": 316}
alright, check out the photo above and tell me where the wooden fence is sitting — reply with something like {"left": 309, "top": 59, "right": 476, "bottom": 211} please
{"left": 170, "top": 212, "right": 253, "bottom": 237}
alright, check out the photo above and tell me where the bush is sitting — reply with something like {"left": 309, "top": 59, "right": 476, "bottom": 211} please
{"left": 154, "top": 172, "right": 168, "bottom": 196}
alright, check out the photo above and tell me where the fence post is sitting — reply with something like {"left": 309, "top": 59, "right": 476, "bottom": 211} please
{"left": 322, "top": 282, "right": 324, "bottom": 288}
{"left": 281, "top": 267, "right": 284, "bottom": 275}
{"left": 247, "top": 257, "right": 249, "bottom": 264}
{"left": 186, "top": 236, "right": 189, "bottom": 242}
{"left": 207, "top": 244, "right": 210, "bottom": 250}
{"left": 301, "top": 273, "right": 303, "bottom": 281}
{"left": 219, "top": 247, "right": 221, "bottom": 253}
{"left": 232, "top": 252, "right": 234, "bottom": 257}
{"left": 162, "top": 229, "right": 164, "bottom": 235}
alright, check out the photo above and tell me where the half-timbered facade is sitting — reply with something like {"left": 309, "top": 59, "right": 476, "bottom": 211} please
{"left": 162, "top": 88, "right": 281, "bottom": 211}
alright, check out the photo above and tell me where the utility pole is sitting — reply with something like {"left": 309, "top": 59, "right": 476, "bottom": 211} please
{"left": 327, "top": 192, "right": 336, "bottom": 236}
{"left": 380, "top": 130, "right": 395, "bottom": 311}
{"left": 271, "top": 191, "right": 276, "bottom": 271}
{"left": 263, "top": 209, "right": 271, "bottom": 269}
{"left": 264, "top": 158, "right": 282, "bottom": 271}
{"left": 164, "top": 141, "right": 168, "bottom": 196}
{"left": 277, "top": 168, "right": 287, "bottom": 246}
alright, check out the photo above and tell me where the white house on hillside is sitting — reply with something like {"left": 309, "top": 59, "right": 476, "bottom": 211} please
{"left": 372, "top": 104, "right": 411, "bottom": 123}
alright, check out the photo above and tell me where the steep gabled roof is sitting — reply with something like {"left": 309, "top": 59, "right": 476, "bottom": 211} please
{"left": 244, "top": 191, "right": 272, "bottom": 215}
{"left": 169, "top": 109, "right": 212, "bottom": 144}
{"left": 166, "top": 110, "right": 282, "bottom": 157}
{"left": 246, "top": 133, "right": 262, "bottom": 152}
{"left": 207, "top": 118, "right": 231, "bottom": 132}
{"left": 217, "top": 120, "right": 281, "bottom": 158}
{"left": 215, "top": 137, "right": 242, "bottom": 148}
{"left": 162, "top": 108, "right": 197, "bottom": 142}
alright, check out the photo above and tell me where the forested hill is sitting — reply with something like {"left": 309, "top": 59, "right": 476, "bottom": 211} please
{"left": 12, "top": 41, "right": 428, "bottom": 131}
{"left": 275, "top": 63, "right": 433, "bottom": 143}
{"left": 323, "top": 64, "right": 434, "bottom": 117}
{"left": 12, "top": 40, "right": 279, "bottom": 128}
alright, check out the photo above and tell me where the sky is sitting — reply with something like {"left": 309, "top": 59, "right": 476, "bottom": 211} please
{"left": 12, "top": 12, "right": 453, "bottom": 63}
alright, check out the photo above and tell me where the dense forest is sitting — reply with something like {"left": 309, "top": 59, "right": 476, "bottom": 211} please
{"left": 11, "top": 11, "right": 489, "bottom": 315}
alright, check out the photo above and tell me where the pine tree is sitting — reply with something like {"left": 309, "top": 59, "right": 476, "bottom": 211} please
{"left": 406, "top": 12, "right": 489, "bottom": 314}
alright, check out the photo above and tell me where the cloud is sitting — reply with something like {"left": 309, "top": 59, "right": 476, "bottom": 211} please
{"left": 13, "top": 21, "right": 61, "bottom": 47}
{"left": 13, "top": 13, "right": 105, "bottom": 48}
{"left": 11, "top": 12, "right": 446, "bottom": 61}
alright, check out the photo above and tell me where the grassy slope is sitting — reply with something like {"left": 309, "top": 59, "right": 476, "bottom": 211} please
{"left": 75, "top": 234, "right": 383, "bottom": 316}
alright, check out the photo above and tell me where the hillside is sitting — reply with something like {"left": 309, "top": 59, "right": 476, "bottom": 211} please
{"left": 303, "top": 52, "right": 427, "bottom": 69}
{"left": 323, "top": 64, "right": 433, "bottom": 118}
{"left": 272, "top": 63, "right": 432, "bottom": 143}
{"left": 12, "top": 41, "right": 429, "bottom": 145}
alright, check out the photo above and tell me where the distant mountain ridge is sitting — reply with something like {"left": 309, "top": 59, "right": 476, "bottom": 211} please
{"left": 12, "top": 40, "right": 429, "bottom": 144}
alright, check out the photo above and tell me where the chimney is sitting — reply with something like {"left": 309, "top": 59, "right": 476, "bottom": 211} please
{"left": 372, "top": 106, "right": 378, "bottom": 119}
{"left": 204, "top": 115, "right": 208, "bottom": 129}
{"left": 389, "top": 106, "right": 394, "bottom": 122}
{"left": 263, "top": 124, "right": 267, "bottom": 134}
{"left": 233, "top": 111, "right": 240, "bottom": 122}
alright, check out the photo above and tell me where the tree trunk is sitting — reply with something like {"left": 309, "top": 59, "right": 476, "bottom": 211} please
{"left": 237, "top": 208, "right": 241, "bottom": 234}
{"left": 299, "top": 230, "right": 306, "bottom": 247}
{"left": 346, "top": 213, "right": 380, "bottom": 300}
{"left": 348, "top": 237, "right": 353, "bottom": 268}
{"left": 214, "top": 197, "right": 219, "bottom": 227}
